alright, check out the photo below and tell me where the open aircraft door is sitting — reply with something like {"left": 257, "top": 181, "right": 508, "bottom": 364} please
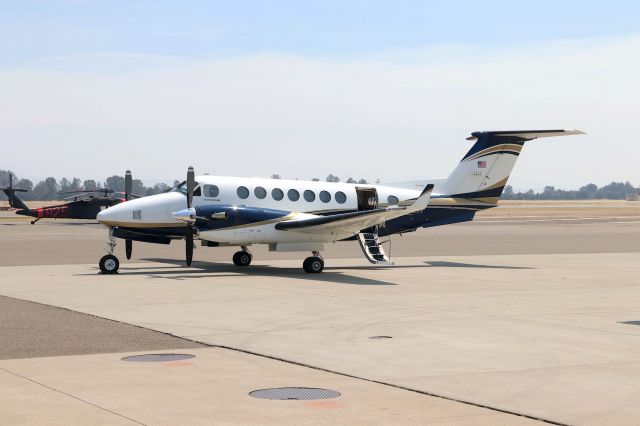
{"left": 355, "top": 187, "right": 378, "bottom": 211}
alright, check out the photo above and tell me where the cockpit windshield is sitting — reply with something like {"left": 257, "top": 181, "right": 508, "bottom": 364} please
{"left": 171, "top": 181, "right": 188, "bottom": 194}
{"left": 171, "top": 181, "right": 200, "bottom": 196}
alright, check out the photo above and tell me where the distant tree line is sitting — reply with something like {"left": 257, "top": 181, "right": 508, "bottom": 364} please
{"left": 0, "top": 170, "right": 175, "bottom": 201}
{"left": 272, "top": 173, "right": 378, "bottom": 184}
{"left": 502, "top": 181, "right": 638, "bottom": 200}
{"left": 2, "top": 169, "right": 636, "bottom": 201}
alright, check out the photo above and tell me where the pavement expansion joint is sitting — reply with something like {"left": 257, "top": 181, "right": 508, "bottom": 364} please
{"left": 0, "top": 366, "right": 148, "bottom": 426}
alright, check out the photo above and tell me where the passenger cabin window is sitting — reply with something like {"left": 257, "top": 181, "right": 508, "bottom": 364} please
{"left": 288, "top": 189, "right": 300, "bottom": 201}
{"left": 303, "top": 190, "right": 315, "bottom": 202}
{"left": 237, "top": 186, "right": 249, "bottom": 199}
{"left": 387, "top": 195, "right": 399, "bottom": 205}
{"left": 319, "top": 190, "right": 331, "bottom": 203}
{"left": 272, "top": 188, "right": 284, "bottom": 201}
{"left": 254, "top": 186, "right": 267, "bottom": 199}
{"left": 335, "top": 191, "right": 347, "bottom": 204}
{"left": 203, "top": 185, "right": 219, "bottom": 198}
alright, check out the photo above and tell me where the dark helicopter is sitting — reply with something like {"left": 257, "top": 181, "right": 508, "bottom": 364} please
{"left": 1, "top": 171, "right": 135, "bottom": 224}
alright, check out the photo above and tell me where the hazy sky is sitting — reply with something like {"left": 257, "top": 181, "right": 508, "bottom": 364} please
{"left": 2, "top": 1, "right": 639, "bottom": 190}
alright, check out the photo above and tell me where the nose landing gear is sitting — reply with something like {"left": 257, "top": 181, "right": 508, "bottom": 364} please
{"left": 99, "top": 227, "right": 120, "bottom": 274}
{"left": 99, "top": 254, "right": 119, "bottom": 274}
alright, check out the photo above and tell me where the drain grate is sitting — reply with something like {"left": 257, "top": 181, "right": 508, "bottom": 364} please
{"left": 249, "top": 387, "right": 340, "bottom": 400}
{"left": 369, "top": 335, "right": 392, "bottom": 339}
{"left": 121, "top": 353, "right": 195, "bottom": 362}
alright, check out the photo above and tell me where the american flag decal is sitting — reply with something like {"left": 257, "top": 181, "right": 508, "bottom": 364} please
{"left": 477, "top": 160, "right": 487, "bottom": 169}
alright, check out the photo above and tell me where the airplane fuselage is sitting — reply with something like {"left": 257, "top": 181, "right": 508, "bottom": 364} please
{"left": 97, "top": 175, "right": 445, "bottom": 246}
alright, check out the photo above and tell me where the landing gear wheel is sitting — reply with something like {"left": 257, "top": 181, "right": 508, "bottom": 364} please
{"left": 303, "top": 256, "right": 324, "bottom": 273}
{"left": 232, "top": 251, "right": 252, "bottom": 267}
{"left": 99, "top": 254, "right": 119, "bottom": 274}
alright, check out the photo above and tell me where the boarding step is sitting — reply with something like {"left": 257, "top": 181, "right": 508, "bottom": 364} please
{"left": 357, "top": 232, "right": 394, "bottom": 265}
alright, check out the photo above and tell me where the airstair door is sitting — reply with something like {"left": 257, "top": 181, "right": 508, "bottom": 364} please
{"left": 356, "top": 187, "right": 378, "bottom": 211}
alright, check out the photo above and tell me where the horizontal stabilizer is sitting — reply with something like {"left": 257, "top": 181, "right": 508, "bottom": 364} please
{"left": 466, "top": 129, "right": 585, "bottom": 141}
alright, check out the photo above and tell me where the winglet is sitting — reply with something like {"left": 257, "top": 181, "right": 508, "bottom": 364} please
{"left": 406, "top": 184, "right": 434, "bottom": 213}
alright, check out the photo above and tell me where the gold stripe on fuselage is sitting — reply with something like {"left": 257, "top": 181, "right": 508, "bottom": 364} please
{"left": 429, "top": 197, "right": 498, "bottom": 209}
{"left": 464, "top": 144, "right": 522, "bottom": 162}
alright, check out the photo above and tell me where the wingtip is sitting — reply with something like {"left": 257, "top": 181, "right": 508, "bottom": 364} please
{"left": 566, "top": 129, "right": 586, "bottom": 135}
{"left": 421, "top": 184, "right": 435, "bottom": 195}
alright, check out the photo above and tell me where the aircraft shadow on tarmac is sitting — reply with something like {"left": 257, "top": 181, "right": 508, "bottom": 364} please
{"left": 75, "top": 258, "right": 533, "bottom": 284}
{"left": 78, "top": 258, "right": 398, "bottom": 286}
{"left": 618, "top": 321, "right": 640, "bottom": 326}
{"left": 422, "top": 261, "right": 533, "bottom": 270}
{"left": 326, "top": 261, "right": 533, "bottom": 271}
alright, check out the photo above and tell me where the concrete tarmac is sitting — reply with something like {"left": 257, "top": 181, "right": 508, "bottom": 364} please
{"left": 1, "top": 201, "right": 640, "bottom": 425}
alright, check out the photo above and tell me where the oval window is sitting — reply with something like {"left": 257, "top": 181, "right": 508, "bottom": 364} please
{"left": 319, "top": 190, "right": 331, "bottom": 203}
{"left": 303, "top": 190, "right": 315, "bottom": 202}
{"left": 335, "top": 191, "right": 347, "bottom": 204}
{"left": 237, "top": 186, "right": 249, "bottom": 199}
{"left": 387, "top": 195, "right": 399, "bottom": 205}
{"left": 288, "top": 189, "right": 300, "bottom": 201}
{"left": 272, "top": 188, "right": 284, "bottom": 201}
{"left": 254, "top": 186, "right": 267, "bottom": 199}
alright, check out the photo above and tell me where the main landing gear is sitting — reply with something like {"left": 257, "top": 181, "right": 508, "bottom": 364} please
{"left": 232, "top": 247, "right": 252, "bottom": 267}
{"left": 99, "top": 227, "right": 120, "bottom": 274}
{"left": 303, "top": 251, "right": 324, "bottom": 274}
{"left": 229, "top": 247, "right": 324, "bottom": 273}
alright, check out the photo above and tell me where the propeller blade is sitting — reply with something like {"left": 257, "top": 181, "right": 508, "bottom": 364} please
{"left": 125, "top": 239, "right": 132, "bottom": 260}
{"left": 9, "top": 174, "right": 13, "bottom": 206}
{"left": 186, "top": 166, "right": 195, "bottom": 209}
{"left": 185, "top": 166, "right": 196, "bottom": 266}
{"left": 125, "top": 170, "right": 132, "bottom": 202}
{"left": 186, "top": 226, "right": 193, "bottom": 266}
{"left": 124, "top": 170, "right": 133, "bottom": 259}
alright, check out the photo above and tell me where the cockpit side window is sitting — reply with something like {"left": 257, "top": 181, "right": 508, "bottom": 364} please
{"left": 194, "top": 186, "right": 201, "bottom": 196}
{"left": 203, "top": 185, "right": 220, "bottom": 197}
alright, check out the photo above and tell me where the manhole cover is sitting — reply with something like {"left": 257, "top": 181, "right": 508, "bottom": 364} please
{"left": 249, "top": 387, "right": 340, "bottom": 400}
{"left": 369, "top": 335, "right": 392, "bottom": 339}
{"left": 121, "top": 354, "right": 195, "bottom": 362}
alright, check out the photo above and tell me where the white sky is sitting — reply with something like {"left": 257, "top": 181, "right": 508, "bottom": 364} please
{"left": 2, "top": 35, "right": 639, "bottom": 191}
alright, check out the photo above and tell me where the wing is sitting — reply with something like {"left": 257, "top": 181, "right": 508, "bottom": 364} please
{"left": 275, "top": 184, "right": 433, "bottom": 235}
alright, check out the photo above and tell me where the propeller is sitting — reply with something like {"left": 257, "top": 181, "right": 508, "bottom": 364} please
{"left": 125, "top": 170, "right": 132, "bottom": 201}
{"left": 124, "top": 170, "right": 133, "bottom": 260}
{"left": 185, "top": 166, "right": 195, "bottom": 266}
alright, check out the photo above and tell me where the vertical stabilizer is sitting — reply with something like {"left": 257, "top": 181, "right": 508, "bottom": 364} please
{"left": 440, "top": 129, "right": 584, "bottom": 202}
{"left": 1, "top": 174, "right": 30, "bottom": 211}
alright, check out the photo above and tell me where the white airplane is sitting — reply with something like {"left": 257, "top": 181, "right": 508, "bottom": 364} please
{"left": 96, "top": 129, "right": 584, "bottom": 274}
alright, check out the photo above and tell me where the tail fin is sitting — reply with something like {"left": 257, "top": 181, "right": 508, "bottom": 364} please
{"left": 440, "top": 129, "right": 584, "bottom": 202}
{"left": 1, "top": 174, "right": 30, "bottom": 211}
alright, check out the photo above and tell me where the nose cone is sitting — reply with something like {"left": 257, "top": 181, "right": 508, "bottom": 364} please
{"left": 172, "top": 207, "right": 196, "bottom": 224}
{"left": 96, "top": 209, "right": 108, "bottom": 222}
{"left": 96, "top": 201, "right": 131, "bottom": 224}
{"left": 96, "top": 192, "right": 187, "bottom": 227}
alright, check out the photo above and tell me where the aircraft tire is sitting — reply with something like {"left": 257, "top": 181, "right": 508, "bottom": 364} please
{"left": 99, "top": 254, "right": 119, "bottom": 274}
{"left": 233, "top": 251, "right": 252, "bottom": 267}
{"left": 303, "top": 256, "right": 324, "bottom": 273}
